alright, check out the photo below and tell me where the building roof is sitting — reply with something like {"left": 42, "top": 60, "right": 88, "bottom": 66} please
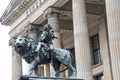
{"left": 0, "top": 0, "right": 104, "bottom": 26}
{"left": 0, "top": 0, "right": 36, "bottom": 25}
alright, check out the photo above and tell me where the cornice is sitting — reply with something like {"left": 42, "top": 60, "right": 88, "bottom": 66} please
{"left": 0, "top": 0, "right": 36, "bottom": 25}
{"left": 0, "top": 0, "right": 104, "bottom": 26}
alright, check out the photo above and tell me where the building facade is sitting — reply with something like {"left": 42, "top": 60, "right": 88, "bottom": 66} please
{"left": 0, "top": 0, "right": 120, "bottom": 80}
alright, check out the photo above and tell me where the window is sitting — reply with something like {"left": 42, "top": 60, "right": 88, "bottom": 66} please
{"left": 91, "top": 34, "right": 101, "bottom": 65}
{"left": 95, "top": 74, "right": 104, "bottom": 80}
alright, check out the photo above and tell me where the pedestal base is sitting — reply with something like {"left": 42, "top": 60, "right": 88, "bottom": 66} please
{"left": 19, "top": 76, "right": 83, "bottom": 80}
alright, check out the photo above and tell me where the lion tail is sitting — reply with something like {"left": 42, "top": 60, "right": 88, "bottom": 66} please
{"left": 60, "top": 67, "right": 68, "bottom": 73}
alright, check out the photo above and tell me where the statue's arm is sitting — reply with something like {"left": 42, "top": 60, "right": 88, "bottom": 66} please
{"left": 36, "top": 31, "right": 47, "bottom": 51}
{"left": 39, "top": 31, "right": 46, "bottom": 41}
{"left": 50, "top": 30, "right": 57, "bottom": 39}
{"left": 35, "top": 42, "right": 41, "bottom": 51}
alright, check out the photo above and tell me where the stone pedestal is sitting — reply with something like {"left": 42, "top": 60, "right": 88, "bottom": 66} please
{"left": 72, "top": 0, "right": 93, "bottom": 80}
{"left": 106, "top": 0, "right": 120, "bottom": 79}
{"left": 29, "top": 76, "right": 83, "bottom": 80}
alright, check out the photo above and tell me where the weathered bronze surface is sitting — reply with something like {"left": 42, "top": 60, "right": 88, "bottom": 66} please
{"left": 12, "top": 24, "right": 76, "bottom": 79}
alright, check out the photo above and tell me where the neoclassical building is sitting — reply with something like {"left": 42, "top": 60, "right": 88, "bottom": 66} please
{"left": 0, "top": 0, "right": 120, "bottom": 80}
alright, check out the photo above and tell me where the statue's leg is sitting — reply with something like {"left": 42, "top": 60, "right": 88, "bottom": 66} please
{"left": 50, "top": 51, "right": 54, "bottom": 64}
{"left": 52, "top": 62, "right": 61, "bottom": 77}
{"left": 34, "top": 65, "right": 39, "bottom": 76}
{"left": 67, "top": 64, "right": 76, "bottom": 78}
{"left": 26, "top": 64, "right": 34, "bottom": 76}
{"left": 62, "top": 60, "right": 76, "bottom": 78}
{"left": 26, "top": 56, "right": 40, "bottom": 76}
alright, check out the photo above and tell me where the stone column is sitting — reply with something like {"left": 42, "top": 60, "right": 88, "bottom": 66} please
{"left": 39, "top": 66, "right": 44, "bottom": 76}
{"left": 44, "top": 7, "right": 62, "bottom": 77}
{"left": 46, "top": 64, "right": 50, "bottom": 76}
{"left": 47, "top": 13, "right": 61, "bottom": 48}
{"left": 72, "top": 0, "right": 93, "bottom": 80}
{"left": 26, "top": 24, "right": 39, "bottom": 40}
{"left": 12, "top": 49, "right": 22, "bottom": 80}
{"left": 106, "top": 0, "right": 120, "bottom": 79}
{"left": 99, "top": 19, "right": 112, "bottom": 80}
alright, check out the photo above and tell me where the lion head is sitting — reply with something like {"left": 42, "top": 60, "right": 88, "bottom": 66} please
{"left": 14, "top": 36, "right": 28, "bottom": 50}
{"left": 14, "top": 36, "right": 37, "bottom": 63}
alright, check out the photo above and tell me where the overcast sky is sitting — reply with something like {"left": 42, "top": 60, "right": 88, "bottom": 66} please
{"left": 0, "top": 0, "right": 12, "bottom": 80}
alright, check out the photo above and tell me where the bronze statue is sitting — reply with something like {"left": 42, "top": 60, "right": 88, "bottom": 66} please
{"left": 12, "top": 24, "right": 76, "bottom": 79}
{"left": 36, "top": 24, "right": 57, "bottom": 64}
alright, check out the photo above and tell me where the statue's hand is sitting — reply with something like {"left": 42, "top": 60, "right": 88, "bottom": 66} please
{"left": 54, "top": 36, "right": 58, "bottom": 39}
{"left": 52, "top": 36, "right": 57, "bottom": 39}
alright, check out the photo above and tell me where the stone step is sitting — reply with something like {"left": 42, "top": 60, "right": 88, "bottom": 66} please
{"left": 29, "top": 76, "right": 83, "bottom": 80}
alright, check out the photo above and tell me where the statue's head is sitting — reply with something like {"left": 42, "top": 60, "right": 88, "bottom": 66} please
{"left": 14, "top": 36, "right": 38, "bottom": 63}
{"left": 43, "top": 24, "right": 52, "bottom": 31}
{"left": 15, "top": 36, "right": 27, "bottom": 48}
{"left": 14, "top": 36, "right": 28, "bottom": 52}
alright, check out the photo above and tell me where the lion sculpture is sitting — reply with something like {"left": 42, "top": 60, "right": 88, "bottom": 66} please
{"left": 13, "top": 36, "right": 76, "bottom": 78}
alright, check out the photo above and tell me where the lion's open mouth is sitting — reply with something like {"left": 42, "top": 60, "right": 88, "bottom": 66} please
{"left": 16, "top": 44, "right": 24, "bottom": 48}
{"left": 17, "top": 45, "right": 23, "bottom": 48}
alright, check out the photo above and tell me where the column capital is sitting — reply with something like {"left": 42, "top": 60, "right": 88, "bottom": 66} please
{"left": 25, "top": 23, "right": 39, "bottom": 34}
{"left": 44, "top": 6, "right": 60, "bottom": 18}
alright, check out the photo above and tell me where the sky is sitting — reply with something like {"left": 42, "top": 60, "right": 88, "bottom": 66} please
{"left": 0, "top": 0, "right": 12, "bottom": 80}
{"left": 0, "top": 0, "right": 30, "bottom": 80}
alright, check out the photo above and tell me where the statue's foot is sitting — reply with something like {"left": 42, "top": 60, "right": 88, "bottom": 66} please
{"left": 70, "top": 72, "right": 77, "bottom": 78}
{"left": 18, "top": 75, "right": 29, "bottom": 80}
